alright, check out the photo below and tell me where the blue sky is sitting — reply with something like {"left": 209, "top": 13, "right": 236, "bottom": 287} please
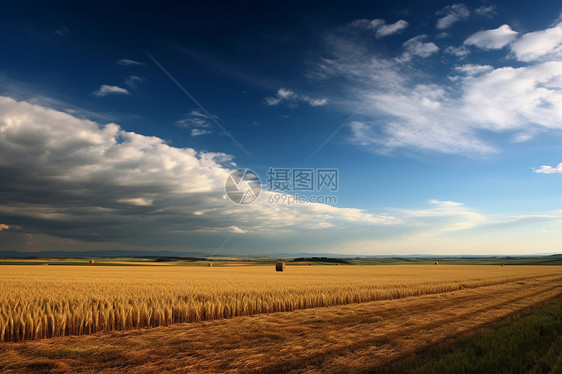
{"left": 1, "top": 0, "right": 562, "bottom": 255}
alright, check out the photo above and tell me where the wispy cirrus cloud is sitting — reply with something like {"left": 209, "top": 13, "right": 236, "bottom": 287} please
{"left": 436, "top": 3, "right": 470, "bottom": 29}
{"left": 264, "top": 88, "right": 327, "bottom": 107}
{"left": 397, "top": 35, "right": 439, "bottom": 62}
{"left": 117, "top": 58, "right": 144, "bottom": 66}
{"left": 475, "top": 5, "right": 497, "bottom": 18}
{"left": 350, "top": 18, "right": 408, "bottom": 38}
{"left": 55, "top": 26, "right": 69, "bottom": 37}
{"left": 92, "top": 84, "right": 129, "bottom": 97}
{"left": 175, "top": 109, "right": 214, "bottom": 136}
{"left": 311, "top": 15, "right": 562, "bottom": 156}
{"left": 125, "top": 75, "right": 143, "bottom": 88}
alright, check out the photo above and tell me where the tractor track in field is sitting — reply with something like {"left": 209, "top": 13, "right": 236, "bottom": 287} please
{"left": 256, "top": 279, "right": 562, "bottom": 373}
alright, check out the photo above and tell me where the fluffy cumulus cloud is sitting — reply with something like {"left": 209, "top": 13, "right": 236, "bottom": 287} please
{"left": 92, "top": 84, "right": 129, "bottom": 97}
{"left": 464, "top": 25, "right": 518, "bottom": 49}
{"left": 510, "top": 22, "right": 562, "bottom": 61}
{"left": 264, "top": 88, "right": 327, "bottom": 107}
{"left": 350, "top": 18, "right": 409, "bottom": 38}
{"left": 534, "top": 164, "right": 562, "bottom": 174}
{"left": 460, "top": 62, "right": 562, "bottom": 131}
{"left": 436, "top": 3, "right": 470, "bottom": 30}
{"left": 0, "top": 96, "right": 406, "bottom": 253}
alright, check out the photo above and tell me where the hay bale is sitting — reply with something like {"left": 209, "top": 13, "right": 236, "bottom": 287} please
{"left": 89, "top": 259, "right": 94, "bottom": 264}
{"left": 500, "top": 264, "right": 504, "bottom": 267}
{"left": 208, "top": 262, "right": 213, "bottom": 267}
{"left": 434, "top": 261, "right": 438, "bottom": 265}
{"left": 275, "top": 261, "right": 285, "bottom": 272}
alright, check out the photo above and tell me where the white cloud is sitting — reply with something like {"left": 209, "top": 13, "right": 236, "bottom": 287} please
{"left": 0, "top": 224, "right": 20, "bottom": 231}
{"left": 350, "top": 18, "right": 384, "bottom": 29}
{"left": 176, "top": 110, "right": 214, "bottom": 136}
{"left": 264, "top": 88, "right": 327, "bottom": 107}
{"left": 534, "top": 163, "right": 562, "bottom": 174}
{"left": 55, "top": 27, "right": 69, "bottom": 37}
{"left": 277, "top": 88, "right": 298, "bottom": 100}
{"left": 6, "top": 95, "right": 547, "bottom": 254}
{"left": 376, "top": 20, "right": 409, "bottom": 38}
{"left": 302, "top": 97, "right": 328, "bottom": 106}
{"left": 398, "top": 35, "right": 439, "bottom": 62}
{"left": 0, "top": 96, "right": 404, "bottom": 250}
{"left": 464, "top": 25, "right": 518, "bottom": 49}
{"left": 118, "top": 198, "right": 154, "bottom": 206}
{"left": 475, "top": 5, "right": 497, "bottom": 17}
{"left": 454, "top": 64, "right": 494, "bottom": 76}
{"left": 264, "top": 97, "right": 282, "bottom": 106}
{"left": 117, "top": 59, "right": 144, "bottom": 66}
{"left": 314, "top": 28, "right": 562, "bottom": 155}
{"left": 191, "top": 128, "right": 212, "bottom": 136}
{"left": 445, "top": 45, "right": 470, "bottom": 57}
{"left": 92, "top": 85, "right": 129, "bottom": 97}
{"left": 461, "top": 62, "right": 562, "bottom": 131}
{"left": 474, "top": 5, "right": 497, "bottom": 18}
{"left": 399, "top": 199, "right": 486, "bottom": 232}
{"left": 125, "top": 75, "right": 143, "bottom": 88}
{"left": 350, "top": 18, "right": 408, "bottom": 38}
{"left": 229, "top": 226, "right": 246, "bottom": 234}
{"left": 511, "top": 22, "right": 562, "bottom": 61}
{"left": 436, "top": 3, "right": 470, "bottom": 29}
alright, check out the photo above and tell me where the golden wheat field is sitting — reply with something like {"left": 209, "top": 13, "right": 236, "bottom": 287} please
{"left": 0, "top": 264, "right": 560, "bottom": 343}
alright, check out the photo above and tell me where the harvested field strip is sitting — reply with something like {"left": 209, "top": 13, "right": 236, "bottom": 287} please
{"left": 382, "top": 296, "right": 562, "bottom": 373}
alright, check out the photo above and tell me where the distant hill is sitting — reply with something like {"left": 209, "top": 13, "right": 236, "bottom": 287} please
{"left": 0, "top": 249, "right": 210, "bottom": 258}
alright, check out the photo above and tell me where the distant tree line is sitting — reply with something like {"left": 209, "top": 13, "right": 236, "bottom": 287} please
{"left": 292, "top": 257, "right": 348, "bottom": 264}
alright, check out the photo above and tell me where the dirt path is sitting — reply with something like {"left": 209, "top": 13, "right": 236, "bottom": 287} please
{"left": 1, "top": 274, "right": 561, "bottom": 373}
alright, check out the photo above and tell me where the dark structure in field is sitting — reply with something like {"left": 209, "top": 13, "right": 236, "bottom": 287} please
{"left": 276, "top": 261, "right": 285, "bottom": 271}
